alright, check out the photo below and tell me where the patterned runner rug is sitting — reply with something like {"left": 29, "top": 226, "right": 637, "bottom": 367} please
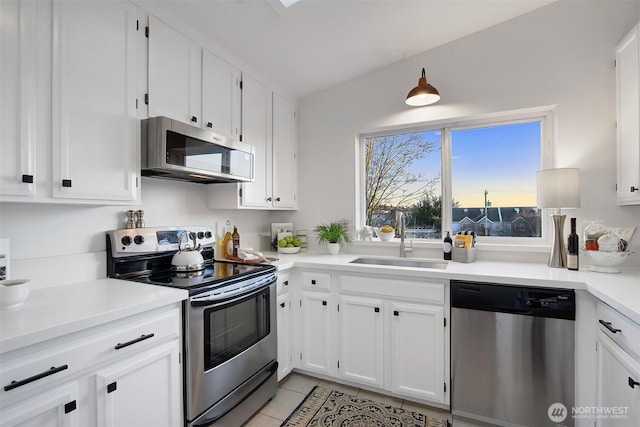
{"left": 280, "top": 386, "right": 447, "bottom": 427}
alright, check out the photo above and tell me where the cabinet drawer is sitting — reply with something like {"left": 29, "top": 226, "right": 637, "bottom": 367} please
{"left": 277, "top": 271, "right": 291, "bottom": 294}
{"left": 340, "top": 275, "right": 444, "bottom": 304}
{"left": 1, "top": 307, "right": 179, "bottom": 401}
{"left": 300, "top": 271, "right": 331, "bottom": 290}
{"left": 597, "top": 302, "right": 640, "bottom": 360}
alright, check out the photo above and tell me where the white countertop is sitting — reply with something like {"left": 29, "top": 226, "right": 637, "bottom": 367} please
{"left": 270, "top": 252, "right": 640, "bottom": 325}
{"left": 0, "top": 278, "right": 188, "bottom": 354}
{"left": 1, "top": 254, "right": 638, "bottom": 355}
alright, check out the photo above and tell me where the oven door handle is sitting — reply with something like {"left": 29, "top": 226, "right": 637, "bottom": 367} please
{"left": 190, "top": 279, "right": 273, "bottom": 308}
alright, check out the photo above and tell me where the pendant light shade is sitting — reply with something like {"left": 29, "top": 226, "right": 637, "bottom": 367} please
{"left": 406, "top": 68, "right": 440, "bottom": 106}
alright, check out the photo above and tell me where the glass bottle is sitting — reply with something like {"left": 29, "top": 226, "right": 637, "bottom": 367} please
{"left": 444, "top": 231, "right": 452, "bottom": 260}
{"left": 567, "top": 218, "right": 579, "bottom": 271}
{"left": 232, "top": 226, "right": 240, "bottom": 257}
{"left": 223, "top": 220, "right": 233, "bottom": 259}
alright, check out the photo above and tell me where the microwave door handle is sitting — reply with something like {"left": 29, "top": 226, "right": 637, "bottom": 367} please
{"left": 190, "top": 282, "right": 270, "bottom": 308}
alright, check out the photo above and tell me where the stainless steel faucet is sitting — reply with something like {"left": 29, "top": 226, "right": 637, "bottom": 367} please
{"left": 397, "top": 212, "right": 413, "bottom": 258}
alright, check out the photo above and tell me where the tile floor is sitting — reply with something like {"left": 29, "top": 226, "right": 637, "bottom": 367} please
{"left": 243, "top": 372, "right": 459, "bottom": 427}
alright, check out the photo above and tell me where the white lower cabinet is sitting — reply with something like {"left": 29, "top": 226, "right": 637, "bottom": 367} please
{"left": 0, "top": 305, "right": 182, "bottom": 427}
{"left": 596, "top": 302, "right": 640, "bottom": 426}
{"left": 338, "top": 295, "right": 384, "bottom": 388}
{"left": 277, "top": 292, "right": 293, "bottom": 381}
{"left": 389, "top": 301, "right": 445, "bottom": 402}
{"left": 292, "top": 269, "right": 449, "bottom": 406}
{"left": 0, "top": 382, "right": 79, "bottom": 427}
{"left": 95, "top": 341, "right": 181, "bottom": 427}
{"left": 277, "top": 271, "right": 293, "bottom": 381}
{"left": 596, "top": 333, "right": 640, "bottom": 426}
{"left": 299, "top": 290, "right": 333, "bottom": 376}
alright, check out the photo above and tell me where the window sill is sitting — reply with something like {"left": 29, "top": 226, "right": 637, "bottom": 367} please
{"left": 350, "top": 239, "right": 551, "bottom": 253}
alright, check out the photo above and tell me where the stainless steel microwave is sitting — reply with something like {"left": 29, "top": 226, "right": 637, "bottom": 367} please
{"left": 141, "top": 116, "right": 254, "bottom": 184}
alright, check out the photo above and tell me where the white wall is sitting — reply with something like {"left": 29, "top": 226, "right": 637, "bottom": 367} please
{"left": 289, "top": 1, "right": 640, "bottom": 267}
{"left": 0, "top": 179, "right": 270, "bottom": 288}
{"left": 2, "top": 1, "right": 640, "bottom": 286}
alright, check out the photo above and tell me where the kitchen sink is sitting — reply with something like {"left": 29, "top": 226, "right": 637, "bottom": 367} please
{"left": 349, "top": 257, "right": 448, "bottom": 270}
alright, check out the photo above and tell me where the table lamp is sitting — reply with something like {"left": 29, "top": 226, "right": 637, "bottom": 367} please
{"left": 536, "top": 168, "right": 581, "bottom": 268}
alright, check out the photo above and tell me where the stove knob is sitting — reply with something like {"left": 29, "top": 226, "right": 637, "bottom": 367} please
{"left": 121, "top": 235, "right": 133, "bottom": 246}
{"left": 197, "top": 232, "right": 205, "bottom": 239}
{"left": 134, "top": 235, "right": 145, "bottom": 245}
{"left": 204, "top": 231, "right": 212, "bottom": 239}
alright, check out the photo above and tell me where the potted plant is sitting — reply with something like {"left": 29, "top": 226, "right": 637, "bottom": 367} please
{"left": 314, "top": 219, "right": 353, "bottom": 254}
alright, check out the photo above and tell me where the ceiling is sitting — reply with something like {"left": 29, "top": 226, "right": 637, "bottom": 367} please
{"left": 139, "top": 0, "right": 556, "bottom": 99}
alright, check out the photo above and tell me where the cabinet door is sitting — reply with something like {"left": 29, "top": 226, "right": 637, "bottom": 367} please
{"left": 95, "top": 340, "right": 182, "bottom": 427}
{"left": 616, "top": 24, "right": 640, "bottom": 205}
{"left": 0, "top": 0, "right": 37, "bottom": 198}
{"left": 597, "top": 332, "right": 640, "bottom": 426}
{"left": 338, "top": 295, "right": 384, "bottom": 387}
{"left": 277, "top": 293, "right": 292, "bottom": 381}
{"left": 389, "top": 301, "right": 445, "bottom": 403}
{"left": 299, "top": 291, "right": 332, "bottom": 375}
{"left": 0, "top": 382, "right": 79, "bottom": 427}
{"left": 202, "top": 50, "right": 241, "bottom": 140}
{"left": 272, "top": 93, "right": 297, "bottom": 209}
{"left": 51, "top": 0, "right": 138, "bottom": 202}
{"left": 148, "top": 15, "right": 201, "bottom": 125}
{"left": 240, "top": 75, "right": 272, "bottom": 207}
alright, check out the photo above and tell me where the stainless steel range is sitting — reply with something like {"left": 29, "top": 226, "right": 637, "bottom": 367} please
{"left": 106, "top": 226, "right": 278, "bottom": 427}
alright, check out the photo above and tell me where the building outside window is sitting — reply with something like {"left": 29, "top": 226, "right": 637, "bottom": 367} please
{"left": 360, "top": 108, "right": 553, "bottom": 244}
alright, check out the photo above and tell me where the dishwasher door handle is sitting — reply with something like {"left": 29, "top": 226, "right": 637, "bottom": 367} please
{"left": 490, "top": 306, "right": 534, "bottom": 315}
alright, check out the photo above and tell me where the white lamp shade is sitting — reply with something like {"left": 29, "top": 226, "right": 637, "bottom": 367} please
{"left": 536, "top": 168, "right": 581, "bottom": 209}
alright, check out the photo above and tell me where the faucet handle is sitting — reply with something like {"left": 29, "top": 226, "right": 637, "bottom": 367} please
{"left": 405, "top": 239, "right": 414, "bottom": 253}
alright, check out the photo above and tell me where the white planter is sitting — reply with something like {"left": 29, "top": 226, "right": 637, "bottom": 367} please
{"left": 327, "top": 243, "right": 340, "bottom": 255}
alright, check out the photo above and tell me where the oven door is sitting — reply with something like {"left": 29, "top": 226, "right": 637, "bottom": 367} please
{"left": 185, "top": 274, "right": 277, "bottom": 422}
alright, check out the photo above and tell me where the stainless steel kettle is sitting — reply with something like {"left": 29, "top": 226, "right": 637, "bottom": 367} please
{"left": 171, "top": 231, "right": 204, "bottom": 271}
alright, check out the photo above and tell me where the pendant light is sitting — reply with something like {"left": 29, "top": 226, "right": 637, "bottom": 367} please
{"left": 406, "top": 68, "right": 440, "bottom": 106}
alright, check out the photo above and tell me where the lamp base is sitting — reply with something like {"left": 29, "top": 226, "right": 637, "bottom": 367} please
{"left": 548, "top": 214, "right": 567, "bottom": 268}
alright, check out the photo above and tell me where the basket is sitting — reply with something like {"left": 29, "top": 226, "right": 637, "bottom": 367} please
{"left": 581, "top": 250, "right": 632, "bottom": 273}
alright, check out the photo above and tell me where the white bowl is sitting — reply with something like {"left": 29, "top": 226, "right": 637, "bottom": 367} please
{"left": 0, "top": 279, "right": 31, "bottom": 310}
{"left": 377, "top": 229, "right": 395, "bottom": 241}
{"left": 278, "top": 246, "right": 301, "bottom": 254}
{"left": 581, "top": 250, "right": 632, "bottom": 273}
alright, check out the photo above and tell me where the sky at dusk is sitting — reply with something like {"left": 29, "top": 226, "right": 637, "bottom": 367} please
{"left": 399, "top": 121, "right": 541, "bottom": 208}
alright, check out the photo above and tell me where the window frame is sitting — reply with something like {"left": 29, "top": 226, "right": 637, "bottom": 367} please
{"left": 356, "top": 106, "right": 556, "bottom": 248}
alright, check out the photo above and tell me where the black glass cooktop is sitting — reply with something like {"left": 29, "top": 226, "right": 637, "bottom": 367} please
{"left": 128, "top": 261, "right": 274, "bottom": 291}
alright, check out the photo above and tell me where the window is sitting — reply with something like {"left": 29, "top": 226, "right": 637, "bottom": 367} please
{"left": 360, "top": 108, "right": 553, "bottom": 243}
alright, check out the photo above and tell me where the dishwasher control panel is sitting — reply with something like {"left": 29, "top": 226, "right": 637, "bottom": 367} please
{"left": 450, "top": 280, "right": 575, "bottom": 320}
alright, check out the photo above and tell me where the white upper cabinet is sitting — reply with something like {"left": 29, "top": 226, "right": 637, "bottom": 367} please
{"left": 52, "top": 0, "right": 139, "bottom": 203}
{"left": 272, "top": 93, "right": 298, "bottom": 209}
{"left": 616, "top": 22, "right": 640, "bottom": 205}
{"left": 207, "top": 83, "right": 298, "bottom": 210}
{"left": 0, "top": 0, "right": 140, "bottom": 205}
{"left": 147, "top": 15, "right": 202, "bottom": 126}
{"left": 147, "top": 19, "right": 241, "bottom": 141}
{"left": 238, "top": 74, "right": 273, "bottom": 208}
{"left": 202, "top": 50, "right": 241, "bottom": 140}
{"left": 0, "top": 0, "right": 37, "bottom": 198}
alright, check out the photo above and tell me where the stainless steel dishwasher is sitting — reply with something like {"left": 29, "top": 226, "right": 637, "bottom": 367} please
{"left": 451, "top": 280, "right": 575, "bottom": 427}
